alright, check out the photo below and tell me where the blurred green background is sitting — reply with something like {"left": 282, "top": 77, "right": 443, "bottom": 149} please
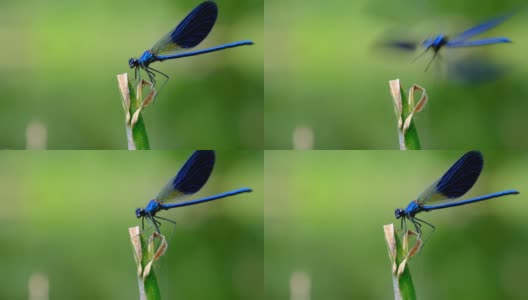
{"left": 0, "top": 0, "right": 262, "bottom": 149}
{"left": 265, "top": 0, "right": 527, "bottom": 149}
{"left": 265, "top": 151, "right": 528, "bottom": 299}
{"left": 0, "top": 151, "right": 262, "bottom": 299}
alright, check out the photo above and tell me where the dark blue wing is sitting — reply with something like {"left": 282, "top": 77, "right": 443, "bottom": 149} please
{"left": 155, "top": 150, "right": 215, "bottom": 202}
{"left": 449, "top": 13, "right": 513, "bottom": 44}
{"left": 447, "top": 37, "right": 511, "bottom": 47}
{"left": 151, "top": 1, "right": 218, "bottom": 55}
{"left": 435, "top": 151, "right": 483, "bottom": 198}
{"left": 417, "top": 151, "right": 483, "bottom": 204}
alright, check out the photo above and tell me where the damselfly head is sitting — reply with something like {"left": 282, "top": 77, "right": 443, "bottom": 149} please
{"left": 394, "top": 208, "right": 405, "bottom": 219}
{"left": 135, "top": 208, "right": 145, "bottom": 218}
{"left": 129, "top": 58, "right": 139, "bottom": 68}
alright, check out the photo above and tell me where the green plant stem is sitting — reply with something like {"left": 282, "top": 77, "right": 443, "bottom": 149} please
{"left": 384, "top": 224, "right": 417, "bottom": 300}
{"left": 129, "top": 227, "right": 164, "bottom": 300}
{"left": 127, "top": 81, "right": 150, "bottom": 150}
{"left": 399, "top": 87, "right": 421, "bottom": 150}
{"left": 393, "top": 232, "right": 416, "bottom": 300}
{"left": 139, "top": 233, "right": 161, "bottom": 300}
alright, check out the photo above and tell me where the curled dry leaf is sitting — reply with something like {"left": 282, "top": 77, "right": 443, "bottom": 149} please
{"left": 402, "top": 84, "right": 428, "bottom": 132}
{"left": 142, "top": 232, "right": 167, "bottom": 280}
{"left": 396, "top": 230, "right": 422, "bottom": 278}
{"left": 389, "top": 79, "right": 404, "bottom": 129}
